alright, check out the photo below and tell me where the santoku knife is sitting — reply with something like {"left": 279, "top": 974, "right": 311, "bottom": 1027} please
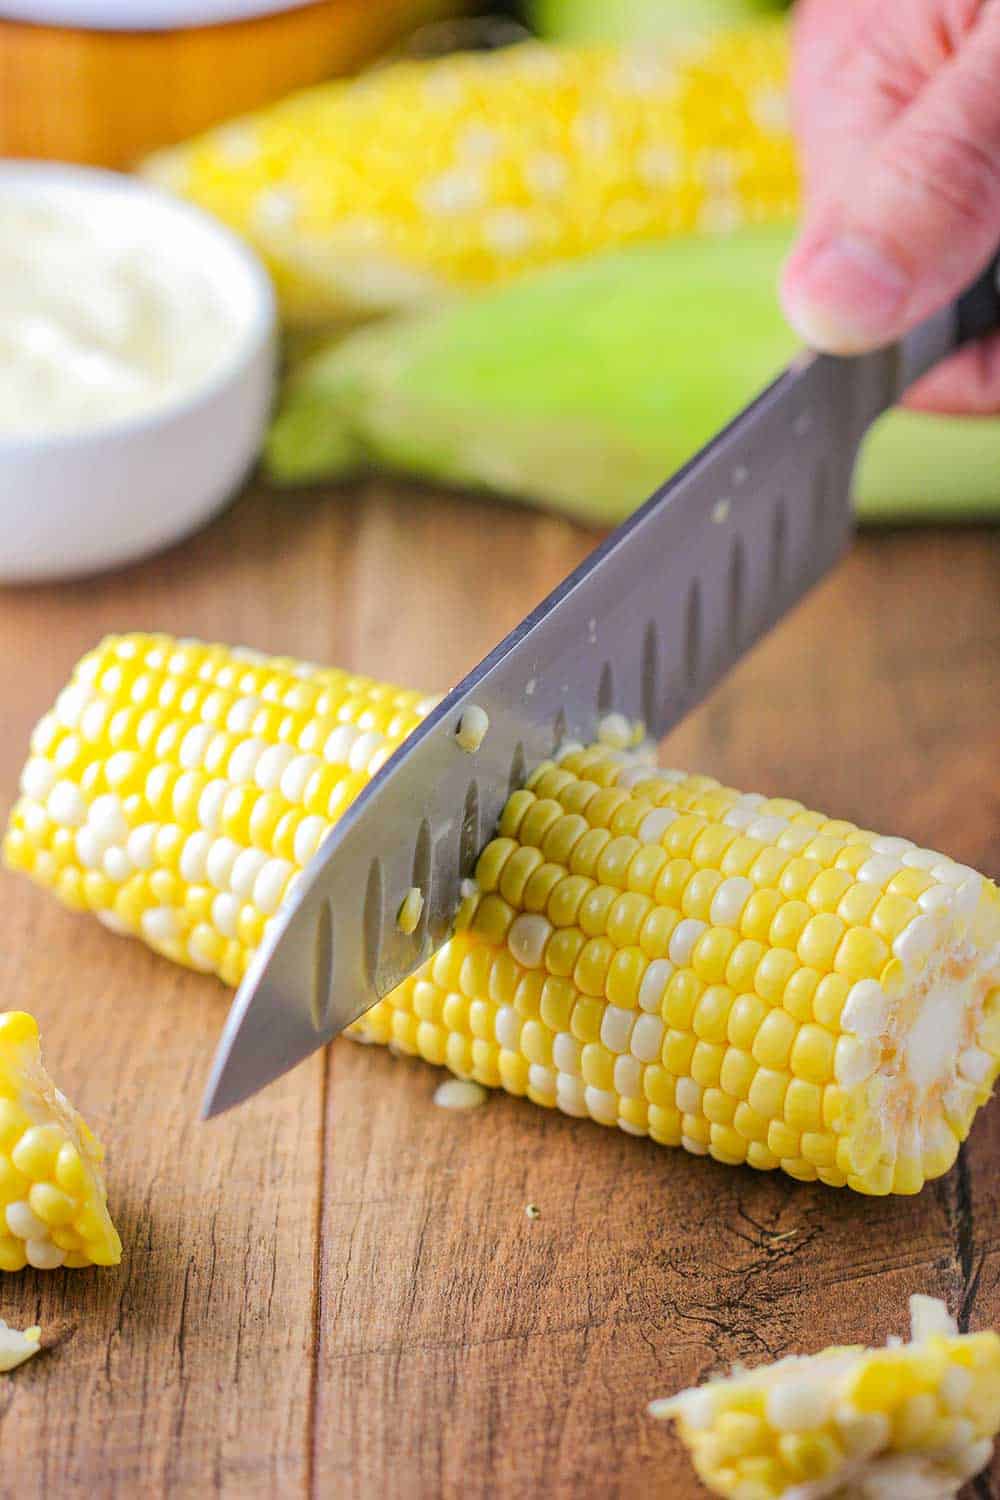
{"left": 203, "top": 251, "right": 1000, "bottom": 1118}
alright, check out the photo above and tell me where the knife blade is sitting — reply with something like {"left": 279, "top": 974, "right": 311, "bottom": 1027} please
{"left": 203, "top": 253, "right": 1000, "bottom": 1118}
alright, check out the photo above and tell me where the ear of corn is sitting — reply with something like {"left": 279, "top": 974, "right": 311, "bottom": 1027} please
{"left": 0, "top": 1319, "right": 41, "bottom": 1372}
{"left": 267, "top": 224, "right": 1000, "bottom": 525}
{"left": 6, "top": 635, "right": 1000, "bottom": 1197}
{"left": 653, "top": 1295, "right": 1000, "bottom": 1499}
{"left": 0, "top": 1012, "right": 121, "bottom": 1273}
{"left": 142, "top": 26, "right": 797, "bottom": 325}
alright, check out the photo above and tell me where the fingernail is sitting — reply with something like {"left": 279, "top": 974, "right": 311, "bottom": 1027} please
{"left": 783, "top": 234, "right": 910, "bottom": 352}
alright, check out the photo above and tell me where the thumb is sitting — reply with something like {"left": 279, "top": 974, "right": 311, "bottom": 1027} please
{"left": 782, "top": 5, "right": 1000, "bottom": 355}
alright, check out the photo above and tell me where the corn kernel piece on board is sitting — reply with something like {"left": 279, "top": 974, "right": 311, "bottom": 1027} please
{"left": 656, "top": 1296, "right": 1000, "bottom": 1498}
{"left": 0, "top": 1012, "right": 120, "bottom": 1272}
{"left": 142, "top": 26, "right": 797, "bottom": 323}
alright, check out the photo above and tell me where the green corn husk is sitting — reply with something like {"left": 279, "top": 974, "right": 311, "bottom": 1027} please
{"left": 267, "top": 226, "right": 1000, "bottom": 525}
{"left": 529, "top": 0, "right": 790, "bottom": 43}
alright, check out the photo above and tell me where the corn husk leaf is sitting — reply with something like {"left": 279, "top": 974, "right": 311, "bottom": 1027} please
{"left": 267, "top": 226, "right": 1000, "bottom": 524}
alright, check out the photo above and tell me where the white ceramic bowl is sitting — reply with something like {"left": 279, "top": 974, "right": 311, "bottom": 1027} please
{"left": 0, "top": 163, "right": 276, "bottom": 584}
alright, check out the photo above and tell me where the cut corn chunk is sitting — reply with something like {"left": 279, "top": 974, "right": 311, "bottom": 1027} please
{"left": 7, "top": 635, "right": 1000, "bottom": 1196}
{"left": 0, "top": 1012, "right": 121, "bottom": 1272}
{"left": 142, "top": 26, "right": 796, "bottom": 323}
{"left": 653, "top": 1295, "right": 1000, "bottom": 1499}
{"left": 0, "top": 1319, "right": 41, "bottom": 1371}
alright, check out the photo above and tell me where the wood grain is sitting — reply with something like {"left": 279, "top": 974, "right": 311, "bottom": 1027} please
{"left": 0, "top": 479, "right": 998, "bottom": 1498}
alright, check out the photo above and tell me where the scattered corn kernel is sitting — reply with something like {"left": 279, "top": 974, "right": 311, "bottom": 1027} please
{"left": 0, "top": 1320, "right": 41, "bottom": 1372}
{"left": 433, "top": 1078, "right": 487, "bottom": 1112}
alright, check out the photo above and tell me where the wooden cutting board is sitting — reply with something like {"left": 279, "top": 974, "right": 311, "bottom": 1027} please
{"left": 1, "top": 477, "right": 999, "bottom": 1499}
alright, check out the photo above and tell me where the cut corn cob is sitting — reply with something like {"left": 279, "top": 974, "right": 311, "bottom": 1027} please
{"left": 653, "top": 1295, "right": 1000, "bottom": 1499}
{"left": 0, "top": 1012, "right": 121, "bottom": 1272}
{"left": 0, "top": 1320, "right": 41, "bottom": 1372}
{"left": 6, "top": 635, "right": 1000, "bottom": 1196}
{"left": 141, "top": 26, "right": 797, "bottom": 324}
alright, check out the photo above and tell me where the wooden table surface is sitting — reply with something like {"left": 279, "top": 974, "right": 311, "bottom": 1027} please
{"left": 1, "top": 478, "right": 999, "bottom": 1499}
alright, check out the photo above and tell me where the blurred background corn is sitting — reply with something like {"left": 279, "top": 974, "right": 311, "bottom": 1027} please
{"left": 142, "top": 24, "right": 797, "bottom": 324}
{"left": 654, "top": 1295, "right": 1000, "bottom": 1499}
{"left": 0, "top": 1011, "right": 121, "bottom": 1273}
{"left": 7, "top": 636, "right": 1000, "bottom": 1197}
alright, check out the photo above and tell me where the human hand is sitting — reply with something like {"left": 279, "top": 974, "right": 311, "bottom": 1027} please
{"left": 781, "top": 0, "right": 1000, "bottom": 412}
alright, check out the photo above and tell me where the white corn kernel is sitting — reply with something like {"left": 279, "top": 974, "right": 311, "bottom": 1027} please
{"left": 280, "top": 754, "right": 321, "bottom": 804}
{"left": 293, "top": 815, "right": 328, "bottom": 866}
{"left": 841, "top": 980, "right": 890, "bottom": 1038}
{"left": 494, "top": 1006, "right": 521, "bottom": 1050}
{"left": 893, "top": 914, "right": 938, "bottom": 965}
{"left": 710, "top": 876, "right": 753, "bottom": 927}
{"left": 47, "top": 781, "right": 86, "bottom": 827}
{"left": 26, "top": 1239, "right": 65, "bottom": 1270}
{"left": 253, "top": 858, "right": 294, "bottom": 916}
{"left": 613, "top": 1054, "right": 642, "bottom": 1099}
{"left": 141, "top": 907, "right": 179, "bottom": 944}
{"left": 456, "top": 706, "right": 489, "bottom": 753}
{"left": 254, "top": 744, "right": 295, "bottom": 791}
{"left": 230, "top": 849, "right": 269, "bottom": 900}
{"left": 630, "top": 1014, "right": 664, "bottom": 1062}
{"left": 639, "top": 807, "right": 678, "bottom": 843}
{"left": 180, "top": 831, "right": 212, "bottom": 884}
{"left": 553, "top": 1033, "right": 581, "bottom": 1075}
{"left": 669, "top": 919, "right": 706, "bottom": 966}
{"left": 638, "top": 959, "right": 673, "bottom": 1013}
{"left": 433, "top": 1078, "right": 487, "bottom": 1111}
{"left": 507, "top": 913, "right": 552, "bottom": 969}
{"left": 600, "top": 1005, "right": 635, "bottom": 1053}
{"left": 6, "top": 1201, "right": 47, "bottom": 1241}
{"left": 206, "top": 837, "right": 242, "bottom": 890}
{"left": 835, "top": 1035, "right": 881, "bottom": 1087}
{"left": 585, "top": 1086, "right": 618, "bottom": 1124}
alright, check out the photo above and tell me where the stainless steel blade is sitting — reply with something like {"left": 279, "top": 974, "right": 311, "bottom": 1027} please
{"left": 204, "top": 287, "right": 975, "bottom": 1116}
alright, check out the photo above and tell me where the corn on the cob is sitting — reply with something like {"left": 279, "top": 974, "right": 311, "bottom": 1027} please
{"left": 6, "top": 635, "right": 1000, "bottom": 1197}
{"left": 0, "top": 1319, "right": 41, "bottom": 1371}
{"left": 142, "top": 26, "right": 796, "bottom": 324}
{"left": 0, "top": 1012, "right": 121, "bottom": 1273}
{"left": 653, "top": 1295, "right": 1000, "bottom": 1499}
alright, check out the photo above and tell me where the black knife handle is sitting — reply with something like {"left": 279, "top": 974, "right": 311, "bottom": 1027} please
{"left": 957, "top": 249, "right": 1000, "bottom": 346}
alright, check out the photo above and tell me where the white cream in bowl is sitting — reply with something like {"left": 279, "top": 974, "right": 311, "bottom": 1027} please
{"left": 0, "top": 163, "right": 276, "bottom": 583}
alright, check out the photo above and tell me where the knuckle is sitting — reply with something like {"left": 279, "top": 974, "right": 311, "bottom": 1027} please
{"left": 882, "top": 121, "right": 1000, "bottom": 232}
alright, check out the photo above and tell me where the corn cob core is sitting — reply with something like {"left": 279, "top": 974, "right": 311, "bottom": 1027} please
{"left": 653, "top": 1295, "right": 1000, "bottom": 1500}
{"left": 6, "top": 635, "right": 1000, "bottom": 1196}
{"left": 141, "top": 27, "right": 797, "bottom": 322}
{"left": 0, "top": 1012, "right": 121, "bottom": 1272}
